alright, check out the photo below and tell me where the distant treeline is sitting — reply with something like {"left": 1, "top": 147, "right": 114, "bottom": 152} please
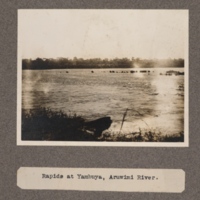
{"left": 22, "top": 57, "right": 184, "bottom": 70}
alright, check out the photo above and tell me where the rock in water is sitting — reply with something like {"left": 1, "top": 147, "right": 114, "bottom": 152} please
{"left": 84, "top": 117, "right": 112, "bottom": 138}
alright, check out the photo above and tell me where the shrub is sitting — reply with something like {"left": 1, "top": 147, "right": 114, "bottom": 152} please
{"left": 22, "top": 107, "right": 94, "bottom": 141}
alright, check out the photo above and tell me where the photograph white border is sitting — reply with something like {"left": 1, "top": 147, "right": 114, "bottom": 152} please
{"left": 17, "top": 9, "right": 189, "bottom": 147}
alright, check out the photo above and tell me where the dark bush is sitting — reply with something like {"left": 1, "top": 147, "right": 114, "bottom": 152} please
{"left": 22, "top": 108, "right": 96, "bottom": 141}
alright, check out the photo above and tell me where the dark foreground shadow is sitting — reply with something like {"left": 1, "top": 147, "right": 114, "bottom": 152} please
{"left": 22, "top": 108, "right": 184, "bottom": 142}
{"left": 22, "top": 108, "right": 112, "bottom": 141}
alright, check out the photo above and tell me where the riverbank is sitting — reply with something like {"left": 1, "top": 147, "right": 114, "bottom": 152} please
{"left": 22, "top": 108, "right": 184, "bottom": 142}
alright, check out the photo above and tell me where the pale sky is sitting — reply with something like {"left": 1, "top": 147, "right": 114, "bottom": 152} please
{"left": 18, "top": 10, "right": 188, "bottom": 59}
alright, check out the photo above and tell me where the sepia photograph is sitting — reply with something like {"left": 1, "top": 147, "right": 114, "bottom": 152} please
{"left": 17, "top": 9, "right": 188, "bottom": 146}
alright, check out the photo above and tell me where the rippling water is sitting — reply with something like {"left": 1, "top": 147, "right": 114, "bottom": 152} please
{"left": 22, "top": 68, "right": 184, "bottom": 135}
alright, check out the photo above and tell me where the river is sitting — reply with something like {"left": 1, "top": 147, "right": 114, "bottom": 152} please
{"left": 22, "top": 68, "right": 184, "bottom": 135}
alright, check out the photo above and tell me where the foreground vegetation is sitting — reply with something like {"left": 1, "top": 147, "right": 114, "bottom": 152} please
{"left": 22, "top": 108, "right": 184, "bottom": 142}
{"left": 101, "top": 130, "right": 184, "bottom": 142}
{"left": 22, "top": 108, "right": 92, "bottom": 141}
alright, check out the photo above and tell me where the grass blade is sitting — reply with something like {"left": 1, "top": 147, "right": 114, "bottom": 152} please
{"left": 119, "top": 108, "right": 129, "bottom": 134}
